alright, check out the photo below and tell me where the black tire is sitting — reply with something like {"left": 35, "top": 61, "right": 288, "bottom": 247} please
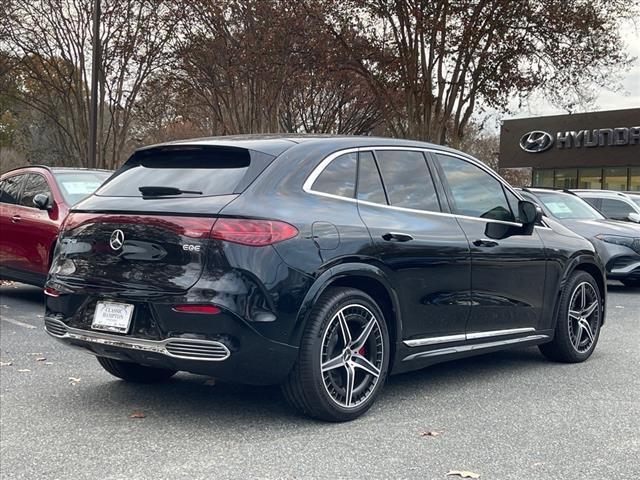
{"left": 621, "top": 278, "right": 640, "bottom": 288}
{"left": 96, "top": 356, "right": 177, "bottom": 383}
{"left": 282, "top": 287, "right": 390, "bottom": 422}
{"left": 539, "top": 271, "right": 602, "bottom": 363}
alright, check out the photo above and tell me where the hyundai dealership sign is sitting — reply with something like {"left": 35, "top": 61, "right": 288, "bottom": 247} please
{"left": 500, "top": 108, "right": 640, "bottom": 168}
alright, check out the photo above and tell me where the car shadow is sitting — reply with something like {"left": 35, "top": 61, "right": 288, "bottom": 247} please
{"left": 607, "top": 281, "right": 640, "bottom": 294}
{"left": 0, "top": 283, "right": 45, "bottom": 305}
{"left": 76, "top": 347, "right": 553, "bottom": 426}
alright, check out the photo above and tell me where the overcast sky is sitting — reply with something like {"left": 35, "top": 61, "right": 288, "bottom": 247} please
{"left": 496, "top": 19, "right": 640, "bottom": 125}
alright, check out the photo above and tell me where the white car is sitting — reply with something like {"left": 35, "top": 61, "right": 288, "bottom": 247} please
{"left": 572, "top": 190, "right": 640, "bottom": 224}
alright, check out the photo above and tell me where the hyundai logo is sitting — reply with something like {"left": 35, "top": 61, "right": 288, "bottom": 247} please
{"left": 519, "top": 130, "right": 554, "bottom": 153}
{"left": 109, "top": 229, "right": 125, "bottom": 251}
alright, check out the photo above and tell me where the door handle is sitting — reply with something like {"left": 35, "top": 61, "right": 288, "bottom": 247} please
{"left": 473, "top": 238, "right": 499, "bottom": 248}
{"left": 382, "top": 232, "right": 414, "bottom": 242}
{"left": 11, "top": 215, "right": 21, "bottom": 223}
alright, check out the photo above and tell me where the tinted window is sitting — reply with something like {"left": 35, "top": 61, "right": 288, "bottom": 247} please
{"left": 600, "top": 198, "right": 634, "bottom": 220}
{"left": 357, "top": 152, "right": 387, "bottom": 204}
{"left": 98, "top": 149, "right": 255, "bottom": 197}
{"left": 437, "top": 155, "right": 514, "bottom": 222}
{"left": 1, "top": 174, "right": 26, "bottom": 204}
{"left": 375, "top": 150, "right": 439, "bottom": 211}
{"left": 582, "top": 197, "right": 601, "bottom": 210}
{"left": 535, "top": 192, "right": 603, "bottom": 220}
{"left": 55, "top": 171, "right": 111, "bottom": 205}
{"left": 20, "top": 174, "right": 52, "bottom": 208}
{"left": 312, "top": 153, "right": 357, "bottom": 198}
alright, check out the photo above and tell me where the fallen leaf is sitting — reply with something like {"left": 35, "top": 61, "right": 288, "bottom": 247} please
{"left": 0, "top": 361, "right": 13, "bottom": 367}
{"left": 447, "top": 471, "right": 480, "bottom": 479}
{"left": 27, "top": 353, "right": 43, "bottom": 356}
{"left": 17, "top": 368, "right": 31, "bottom": 373}
{"left": 35, "top": 357, "right": 47, "bottom": 362}
{"left": 44, "top": 362, "right": 53, "bottom": 365}
{"left": 420, "top": 429, "right": 444, "bottom": 437}
{"left": 130, "top": 411, "right": 146, "bottom": 419}
{"left": 203, "top": 378, "right": 216, "bottom": 386}
{"left": 68, "top": 376, "right": 81, "bottom": 384}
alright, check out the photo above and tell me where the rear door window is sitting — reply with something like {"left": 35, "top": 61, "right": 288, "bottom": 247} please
{"left": 97, "top": 148, "right": 265, "bottom": 197}
{"left": 311, "top": 152, "right": 357, "bottom": 198}
{"left": 375, "top": 150, "right": 440, "bottom": 211}
{"left": 20, "top": 174, "right": 52, "bottom": 208}
{"left": 1, "top": 174, "right": 26, "bottom": 205}
{"left": 357, "top": 151, "right": 387, "bottom": 204}
{"left": 600, "top": 198, "right": 635, "bottom": 220}
{"left": 437, "top": 154, "right": 514, "bottom": 222}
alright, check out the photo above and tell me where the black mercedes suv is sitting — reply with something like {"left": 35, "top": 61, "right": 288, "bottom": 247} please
{"left": 44, "top": 135, "right": 606, "bottom": 421}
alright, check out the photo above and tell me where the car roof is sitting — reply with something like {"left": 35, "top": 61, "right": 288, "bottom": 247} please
{"left": 136, "top": 134, "right": 469, "bottom": 159}
{"left": 2, "top": 165, "right": 111, "bottom": 177}
{"left": 572, "top": 189, "right": 635, "bottom": 200}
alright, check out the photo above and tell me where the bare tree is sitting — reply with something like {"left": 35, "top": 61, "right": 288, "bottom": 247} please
{"left": 308, "top": 0, "right": 637, "bottom": 145}
{"left": 2, "top": 0, "right": 180, "bottom": 169}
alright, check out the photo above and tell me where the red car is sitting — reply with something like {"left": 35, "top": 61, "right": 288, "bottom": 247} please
{"left": 0, "top": 166, "right": 111, "bottom": 287}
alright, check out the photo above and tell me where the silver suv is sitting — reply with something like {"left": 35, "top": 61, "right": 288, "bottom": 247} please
{"left": 572, "top": 190, "right": 640, "bottom": 224}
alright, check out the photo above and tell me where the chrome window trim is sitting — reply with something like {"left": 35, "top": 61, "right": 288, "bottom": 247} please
{"left": 303, "top": 146, "right": 525, "bottom": 228}
{"left": 403, "top": 327, "right": 536, "bottom": 347}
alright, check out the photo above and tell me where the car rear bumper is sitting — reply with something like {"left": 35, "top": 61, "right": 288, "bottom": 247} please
{"left": 44, "top": 314, "right": 298, "bottom": 385}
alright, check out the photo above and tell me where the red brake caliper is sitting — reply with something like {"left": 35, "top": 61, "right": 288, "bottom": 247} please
{"left": 358, "top": 346, "right": 366, "bottom": 356}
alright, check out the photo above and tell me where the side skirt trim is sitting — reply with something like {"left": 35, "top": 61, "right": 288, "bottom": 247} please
{"left": 401, "top": 334, "right": 551, "bottom": 362}
{"left": 404, "top": 327, "right": 536, "bottom": 347}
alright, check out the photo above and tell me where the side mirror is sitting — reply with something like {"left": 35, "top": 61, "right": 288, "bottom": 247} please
{"left": 33, "top": 193, "right": 52, "bottom": 211}
{"left": 628, "top": 212, "right": 640, "bottom": 223}
{"left": 518, "top": 200, "right": 542, "bottom": 226}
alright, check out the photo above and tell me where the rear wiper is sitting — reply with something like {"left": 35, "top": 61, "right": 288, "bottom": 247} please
{"left": 139, "top": 186, "right": 203, "bottom": 196}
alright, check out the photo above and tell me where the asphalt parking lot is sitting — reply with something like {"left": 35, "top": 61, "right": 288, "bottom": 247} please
{"left": 1, "top": 282, "right": 638, "bottom": 480}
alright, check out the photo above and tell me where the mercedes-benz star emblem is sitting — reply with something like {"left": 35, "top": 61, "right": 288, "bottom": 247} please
{"left": 519, "top": 130, "right": 554, "bottom": 153}
{"left": 109, "top": 229, "right": 125, "bottom": 251}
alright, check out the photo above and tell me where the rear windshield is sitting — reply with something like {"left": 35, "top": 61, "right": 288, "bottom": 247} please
{"left": 97, "top": 147, "right": 266, "bottom": 198}
{"left": 55, "top": 171, "right": 112, "bottom": 205}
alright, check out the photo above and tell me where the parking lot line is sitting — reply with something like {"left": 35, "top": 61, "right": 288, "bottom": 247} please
{"left": 0, "top": 317, "right": 37, "bottom": 329}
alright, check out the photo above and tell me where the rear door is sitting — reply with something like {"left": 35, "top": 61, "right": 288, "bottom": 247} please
{"left": 0, "top": 174, "right": 28, "bottom": 272}
{"left": 600, "top": 198, "right": 636, "bottom": 222}
{"left": 356, "top": 149, "right": 471, "bottom": 343}
{"left": 433, "top": 153, "right": 547, "bottom": 337}
{"left": 51, "top": 146, "right": 273, "bottom": 293}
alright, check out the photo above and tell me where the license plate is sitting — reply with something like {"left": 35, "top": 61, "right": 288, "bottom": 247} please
{"left": 92, "top": 302, "right": 134, "bottom": 334}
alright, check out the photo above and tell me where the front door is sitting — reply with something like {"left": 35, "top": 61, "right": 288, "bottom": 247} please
{"left": 0, "top": 174, "right": 28, "bottom": 272}
{"left": 16, "top": 174, "right": 59, "bottom": 276}
{"left": 356, "top": 149, "right": 471, "bottom": 343}
{"left": 433, "top": 153, "right": 547, "bottom": 337}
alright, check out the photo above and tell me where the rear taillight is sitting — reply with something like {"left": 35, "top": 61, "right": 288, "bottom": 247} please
{"left": 172, "top": 305, "right": 221, "bottom": 314}
{"left": 44, "top": 287, "right": 61, "bottom": 297}
{"left": 210, "top": 219, "right": 298, "bottom": 246}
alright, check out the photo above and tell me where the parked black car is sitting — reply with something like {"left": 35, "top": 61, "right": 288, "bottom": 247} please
{"left": 45, "top": 136, "right": 606, "bottom": 421}
{"left": 519, "top": 188, "right": 640, "bottom": 288}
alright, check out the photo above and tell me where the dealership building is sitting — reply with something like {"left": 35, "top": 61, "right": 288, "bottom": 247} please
{"left": 499, "top": 108, "right": 639, "bottom": 191}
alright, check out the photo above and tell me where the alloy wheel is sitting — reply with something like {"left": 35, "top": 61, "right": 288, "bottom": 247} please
{"left": 567, "top": 282, "right": 600, "bottom": 353}
{"left": 320, "top": 304, "right": 384, "bottom": 409}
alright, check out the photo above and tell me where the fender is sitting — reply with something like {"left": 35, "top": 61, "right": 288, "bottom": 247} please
{"left": 291, "top": 261, "right": 403, "bottom": 347}
{"left": 549, "top": 252, "right": 607, "bottom": 330}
